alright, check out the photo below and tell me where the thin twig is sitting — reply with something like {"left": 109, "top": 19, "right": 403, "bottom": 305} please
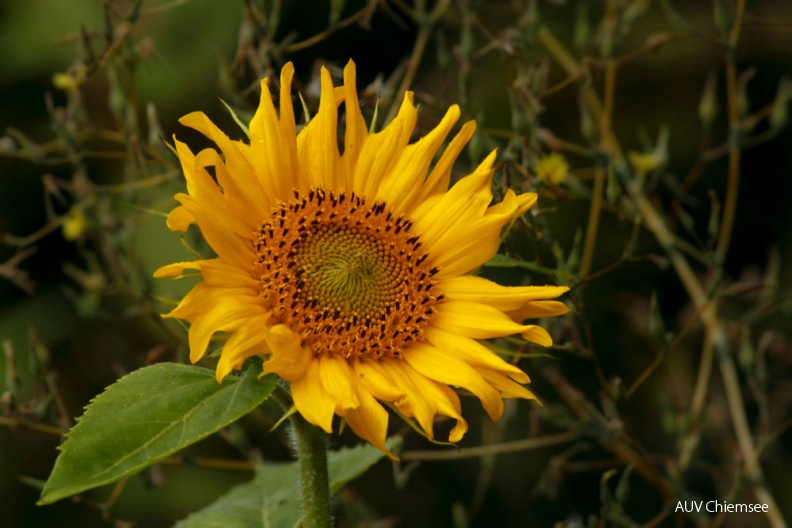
{"left": 283, "top": 3, "right": 373, "bottom": 53}
{"left": 401, "top": 431, "right": 579, "bottom": 461}
{"left": 385, "top": 0, "right": 451, "bottom": 123}
{"left": 0, "top": 416, "right": 65, "bottom": 436}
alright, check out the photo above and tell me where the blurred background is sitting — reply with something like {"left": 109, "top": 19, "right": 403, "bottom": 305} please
{"left": 1, "top": 0, "right": 791, "bottom": 526}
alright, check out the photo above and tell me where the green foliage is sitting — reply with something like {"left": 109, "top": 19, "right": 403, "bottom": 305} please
{"left": 39, "top": 364, "right": 276, "bottom": 505}
{"left": 175, "top": 438, "right": 400, "bottom": 528}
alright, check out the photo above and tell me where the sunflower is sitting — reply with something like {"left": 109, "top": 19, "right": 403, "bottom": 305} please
{"left": 155, "top": 60, "right": 569, "bottom": 455}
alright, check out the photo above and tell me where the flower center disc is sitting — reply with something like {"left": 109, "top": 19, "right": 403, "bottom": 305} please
{"left": 295, "top": 228, "right": 396, "bottom": 315}
{"left": 254, "top": 188, "right": 441, "bottom": 360}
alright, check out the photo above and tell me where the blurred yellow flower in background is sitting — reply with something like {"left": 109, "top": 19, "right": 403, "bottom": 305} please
{"left": 52, "top": 72, "right": 79, "bottom": 92}
{"left": 61, "top": 207, "right": 87, "bottom": 241}
{"left": 628, "top": 151, "right": 663, "bottom": 175}
{"left": 536, "top": 152, "right": 570, "bottom": 185}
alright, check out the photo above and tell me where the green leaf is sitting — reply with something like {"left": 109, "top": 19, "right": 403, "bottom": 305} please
{"left": 327, "top": 437, "right": 400, "bottom": 492}
{"left": 176, "top": 437, "right": 401, "bottom": 528}
{"left": 39, "top": 363, "right": 276, "bottom": 505}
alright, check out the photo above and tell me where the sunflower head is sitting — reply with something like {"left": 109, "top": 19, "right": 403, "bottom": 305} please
{"left": 156, "top": 60, "right": 569, "bottom": 456}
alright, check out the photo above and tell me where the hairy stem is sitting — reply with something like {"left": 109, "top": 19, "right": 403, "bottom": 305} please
{"left": 274, "top": 386, "right": 332, "bottom": 528}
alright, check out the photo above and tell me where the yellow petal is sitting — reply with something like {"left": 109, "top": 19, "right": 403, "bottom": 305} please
{"left": 353, "top": 92, "right": 417, "bottom": 199}
{"left": 354, "top": 359, "right": 405, "bottom": 402}
{"left": 261, "top": 323, "right": 312, "bottom": 381}
{"left": 153, "top": 259, "right": 257, "bottom": 290}
{"left": 341, "top": 384, "right": 394, "bottom": 459}
{"left": 521, "top": 325, "right": 553, "bottom": 347}
{"left": 480, "top": 369, "right": 539, "bottom": 401}
{"left": 279, "top": 63, "right": 298, "bottom": 144}
{"left": 199, "top": 259, "right": 258, "bottom": 288}
{"left": 386, "top": 359, "right": 468, "bottom": 442}
{"left": 164, "top": 282, "right": 254, "bottom": 320}
{"left": 438, "top": 276, "right": 569, "bottom": 309}
{"left": 417, "top": 120, "right": 477, "bottom": 201}
{"left": 357, "top": 359, "right": 476, "bottom": 446}
{"left": 342, "top": 60, "right": 368, "bottom": 189}
{"left": 166, "top": 205, "right": 194, "bottom": 232}
{"left": 374, "top": 105, "right": 461, "bottom": 213}
{"left": 215, "top": 317, "right": 270, "bottom": 382}
{"left": 403, "top": 341, "right": 504, "bottom": 420}
{"left": 173, "top": 139, "right": 222, "bottom": 205}
{"left": 186, "top": 294, "right": 263, "bottom": 363}
{"left": 178, "top": 112, "right": 268, "bottom": 206}
{"left": 277, "top": 63, "right": 300, "bottom": 189}
{"left": 291, "top": 358, "right": 335, "bottom": 433}
{"left": 175, "top": 138, "right": 256, "bottom": 240}
{"left": 194, "top": 148, "right": 260, "bottom": 228}
{"left": 173, "top": 193, "right": 254, "bottom": 270}
{"left": 506, "top": 300, "right": 570, "bottom": 321}
{"left": 249, "top": 77, "right": 293, "bottom": 202}
{"left": 432, "top": 300, "right": 534, "bottom": 339}
{"left": 357, "top": 358, "right": 435, "bottom": 439}
{"left": 153, "top": 260, "right": 202, "bottom": 278}
{"left": 423, "top": 326, "right": 530, "bottom": 384}
{"left": 427, "top": 191, "right": 537, "bottom": 278}
{"left": 358, "top": 359, "right": 461, "bottom": 447}
{"left": 319, "top": 355, "right": 359, "bottom": 412}
{"left": 188, "top": 303, "right": 254, "bottom": 363}
{"left": 411, "top": 150, "right": 496, "bottom": 248}
{"left": 296, "top": 67, "right": 341, "bottom": 190}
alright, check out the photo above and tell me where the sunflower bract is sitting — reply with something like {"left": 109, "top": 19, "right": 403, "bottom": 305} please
{"left": 155, "top": 60, "right": 569, "bottom": 456}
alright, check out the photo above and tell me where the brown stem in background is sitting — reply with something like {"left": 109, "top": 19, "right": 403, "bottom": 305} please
{"left": 401, "top": 431, "right": 579, "bottom": 461}
{"left": 543, "top": 366, "right": 674, "bottom": 499}
{"left": 538, "top": 16, "right": 785, "bottom": 526}
{"left": 385, "top": 0, "right": 451, "bottom": 123}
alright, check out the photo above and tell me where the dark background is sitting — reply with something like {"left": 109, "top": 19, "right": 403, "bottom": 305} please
{"left": 2, "top": 0, "right": 791, "bottom": 526}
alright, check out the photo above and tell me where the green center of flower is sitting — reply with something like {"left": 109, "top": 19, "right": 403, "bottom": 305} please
{"left": 254, "top": 188, "right": 442, "bottom": 361}
{"left": 294, "top": 227, "right": 398, "bottom": 316}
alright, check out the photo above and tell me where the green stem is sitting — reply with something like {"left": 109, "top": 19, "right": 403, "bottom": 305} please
{"left": 274, "top": 386, "right": 332, "bottom": 528}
